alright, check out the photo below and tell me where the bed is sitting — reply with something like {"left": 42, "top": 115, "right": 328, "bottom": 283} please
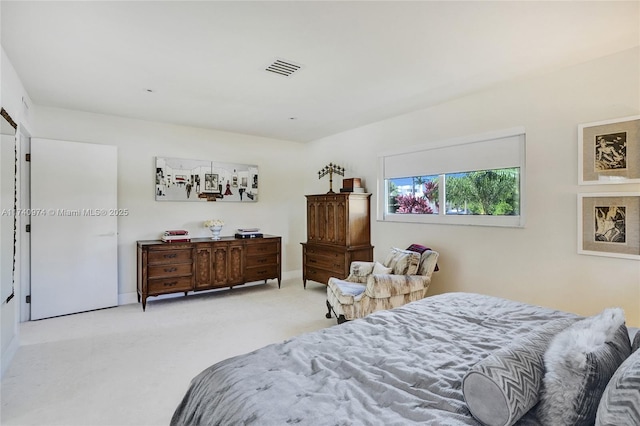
{"left": 171, "top": 292, "right": 638, "bottom": 426}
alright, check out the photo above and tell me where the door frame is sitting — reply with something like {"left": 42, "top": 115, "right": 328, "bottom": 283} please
{"left": 18, "top": 125, "right": 31, "bottom": 322}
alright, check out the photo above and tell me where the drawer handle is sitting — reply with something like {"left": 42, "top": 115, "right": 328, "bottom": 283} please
{"left": 164, "top": 267, "right": 177, "bottom": 272}
{"left": 164, "top": 281, "right": 178, "bottom": 287}
{"left": 257, "top": 247, "right": 267, "bottom": 252}
{"left": 257, "top": 259, "right": 267, "bottom": 264}
{"left": 309, "top": 259, "right": 317, "bottom": 264}
{"left": 334, "top": 263, "right": 342, "bottom": 268}
{"left": 257, "top": 269, "right": 267, "bottom": 274}
{"left": 164, "top": 253, "right": 178, "bottom": 259}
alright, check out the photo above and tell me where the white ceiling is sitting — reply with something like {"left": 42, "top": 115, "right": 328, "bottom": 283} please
{"left": 1, "top": 1, "right": 638, "bottom": 143}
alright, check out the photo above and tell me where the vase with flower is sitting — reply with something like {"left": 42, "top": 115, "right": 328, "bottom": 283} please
{"left": 203, "top": 219, "right": 224, "bottom": 240}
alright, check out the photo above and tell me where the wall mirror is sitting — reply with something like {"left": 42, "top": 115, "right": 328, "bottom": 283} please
{"left": 1, "top": 108, "right": 17, "bottom": 304}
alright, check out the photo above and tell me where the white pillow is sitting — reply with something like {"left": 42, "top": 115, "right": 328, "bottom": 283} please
{"left": 537, "top": 308, "right": 632, "bottom": 425}
{"left": 372, "top": 261, "right": 392, "bottom": 275}
{"left": 383, "top": 248, "right": 421, "bottom": 275}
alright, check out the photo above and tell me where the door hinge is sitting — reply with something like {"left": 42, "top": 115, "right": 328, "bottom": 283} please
{"left": 26, "top": 295, "right": 31, "bottom": 304}
{"left": 26, "top": 224, "right": 30, "bottom": 232}
{"left": 25, "top": 153, "right": 31, "bottom": 162}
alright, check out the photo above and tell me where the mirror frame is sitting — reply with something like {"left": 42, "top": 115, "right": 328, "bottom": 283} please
{"left": 1, "top": 107, "right": 17, "bottom": 304}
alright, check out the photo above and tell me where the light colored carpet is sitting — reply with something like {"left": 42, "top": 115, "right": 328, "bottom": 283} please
{"left": 1, "top": 278, "right": 332, "bottom": 425}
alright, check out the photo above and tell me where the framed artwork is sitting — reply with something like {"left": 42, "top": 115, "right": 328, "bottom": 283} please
{"left": 204, "top": 174, "right": 219, "bottom": 192}
{"left": 155, "top": 157, "right": 259, "bottom": 202}
{"left": 578, "top": 192, "right": 640, "bottom": 260}
{"left": 578, "top": 115, "right": 640, "bottom": 185}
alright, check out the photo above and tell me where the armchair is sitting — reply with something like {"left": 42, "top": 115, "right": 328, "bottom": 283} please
{"left": 326, "top": 247, "right": 439, "bottom": 324}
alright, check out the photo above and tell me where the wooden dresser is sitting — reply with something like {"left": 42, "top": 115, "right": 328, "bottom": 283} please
{"left": 302, "top": 193, "right": 373, "bottom": 287}
{"left": 137, "top": 235, "right": 281, "bottom": 310}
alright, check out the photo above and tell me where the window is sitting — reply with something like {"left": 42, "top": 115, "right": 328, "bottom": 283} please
{"left": 388, "top": 174, "right": 440, "bottom": 214}
{"left": 378, "top": 128, "right": 525, "bottom": 227}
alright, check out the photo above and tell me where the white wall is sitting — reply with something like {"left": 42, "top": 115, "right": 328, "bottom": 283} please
{"left": 305, "top": 47, "right": 640, "bottom": 326}
{"left": 0, "top": 47, "right": 32, "bottom": 378}
{"left": 31, "top": 107, "right": 307, "bottom": 304}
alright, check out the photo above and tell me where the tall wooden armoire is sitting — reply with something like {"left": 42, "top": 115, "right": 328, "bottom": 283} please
{"left": 301, "top": 193, "right": 373, "bottom": 288}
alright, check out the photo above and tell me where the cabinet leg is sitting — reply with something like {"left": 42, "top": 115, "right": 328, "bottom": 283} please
{"left": 142, "top": 297, "right": 147, "bottom": 312}
{"left": 337, "top": 315, "right": 348, "bottom": 324}
{"left": 277, "top": 278, "right": 281, "bottom": 289}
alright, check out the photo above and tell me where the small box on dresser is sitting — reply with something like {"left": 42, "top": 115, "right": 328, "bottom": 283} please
{"left": 342, "top": 178, "right": 361, "bottom": 189}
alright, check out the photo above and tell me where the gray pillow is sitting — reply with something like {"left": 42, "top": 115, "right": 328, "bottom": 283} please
{"left": 595, "top": 347, "right": 640, "bottom": 425}
{"left": 632, "top": 330, "right": 640, "bottom": 353}
{"left": 462, "top": 318, "right": 576, "bottom": 426}
{"left": 537, "top": 308, "right": 632, "bottom": 426}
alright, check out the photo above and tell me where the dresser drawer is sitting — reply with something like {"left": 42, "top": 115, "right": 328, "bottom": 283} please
{"left": 148, "top": 249, "right": 192, "bottom": 265}
{"left": 305, "top": 267, "right": 337, "bottom": 286}
{"left": 245, "top": 265, "right": 279, "bottom": 282}
{"left": 148, "top": 263, "right": 192, "bottom": 279}
{"left": 304, "top": 245, "right": 344, "bottom": 258}
{"left": 245, "top": 242, "right": 279, "bottom": 256}
{"left": 148, "top": 276, "right": 193, "bottom": 294}
{"left": 245, "top": 253, "right": 278, "bottom": 268}
{"left": 306, "top": 252, "right": 345, "bottom": 271}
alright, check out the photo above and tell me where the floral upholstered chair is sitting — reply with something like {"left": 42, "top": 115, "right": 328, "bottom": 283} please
{"left": 326, "top": 246, "right": 439, "bottom": 324}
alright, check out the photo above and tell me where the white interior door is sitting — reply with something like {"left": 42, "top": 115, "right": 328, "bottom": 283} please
{"left": 31, "top": 138, "right": 117, "bottom": 320}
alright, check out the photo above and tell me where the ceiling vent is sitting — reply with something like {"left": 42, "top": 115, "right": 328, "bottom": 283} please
{"left": 265, "top": 59, "right": 302, "bottom": 77}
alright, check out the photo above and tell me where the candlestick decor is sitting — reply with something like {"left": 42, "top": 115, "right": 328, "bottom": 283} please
{"left": 318, "top": 163, "right": 345, "bottom": 194}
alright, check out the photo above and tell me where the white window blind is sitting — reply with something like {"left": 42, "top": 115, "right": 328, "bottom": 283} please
{"left": 382, "top": 130, "right": 525, "bottom": 179}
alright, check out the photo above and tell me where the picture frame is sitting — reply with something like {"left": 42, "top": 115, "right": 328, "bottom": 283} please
{"left": 155, "top": 157, "right": 259, "bottom": 202}
{"left": 578, "top": 115, "right": 640, "bottom": 185}
{"left": 577, "top": 192, "right": 640, "bottom": 260}
{"left": 204, "top": 173, "right": 219, "bottom": 192}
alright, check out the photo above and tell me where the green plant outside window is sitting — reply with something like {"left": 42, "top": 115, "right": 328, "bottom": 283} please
{"left": 387, "top": 167, "right": 520, "bottom": 217}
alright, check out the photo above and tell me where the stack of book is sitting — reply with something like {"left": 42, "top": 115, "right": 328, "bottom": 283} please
{"left": 162, "top": 230, "right": 191, "bottom": 242}
{"left": 235, "top": 228, "right": 263, "bottom": 239}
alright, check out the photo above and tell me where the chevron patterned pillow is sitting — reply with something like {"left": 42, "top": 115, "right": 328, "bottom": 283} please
{"left": 595, "top": 348, "right": 640, "bottom": 426}
{"left": 538, "top": 308, "right": 632, "bottom": 426}
{"left": 462, "top": 318, "right": 576, "bottom": 426}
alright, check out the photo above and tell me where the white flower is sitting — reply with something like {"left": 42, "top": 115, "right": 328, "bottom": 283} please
{"left": 203, "top": 219, "right": 224, "bottom": 228}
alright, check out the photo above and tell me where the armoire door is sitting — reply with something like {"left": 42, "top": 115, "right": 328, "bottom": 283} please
{"left": 324, "top": 195, "right": 347, "bottom": 245}
{"left": 30, "top": 138, "right": 118, "bottom": 320}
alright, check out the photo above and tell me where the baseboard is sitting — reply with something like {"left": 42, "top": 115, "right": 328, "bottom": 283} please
{"left": 283, "top": 269, "right": 302, "bottom": 281}
{"left": 118, "top": 292, "right": 139, "bottom": 306}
